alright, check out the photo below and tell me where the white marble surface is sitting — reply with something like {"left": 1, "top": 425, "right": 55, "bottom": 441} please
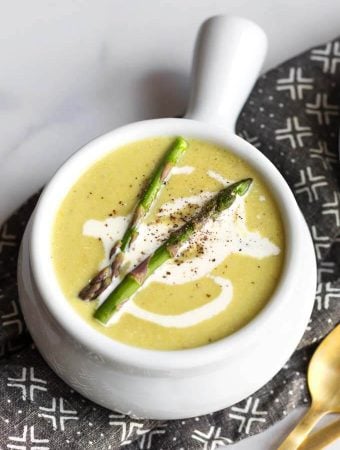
{"left": 1, "top": 1, "right": 339, "bottom": 448}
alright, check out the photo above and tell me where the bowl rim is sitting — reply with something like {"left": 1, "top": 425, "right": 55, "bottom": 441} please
{"left": 29, "top": 117, "right": 303, "bottom": 371}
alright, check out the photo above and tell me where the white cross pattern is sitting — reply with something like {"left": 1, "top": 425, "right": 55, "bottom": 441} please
{"left": 305, "top": 93, "right": 339, "bottom": 125}
{"left": 275, "top": 117, "right": 312, "bottom": 149}
{"left": 311, "top": 225, "right": 331, "bottom": 260}
{"left": 310, "top": 42, "right": 340, "bottom": 73}
{"left": 7, "top": 367, "right": 47, "bottom": 401}
{"left": 322, "top": 191, "right": 340, "bottom": 227}
{"left": 229, "top": 397, "right": 267, "bottom": 435}
{"left": 108, "top": 413, "right": 150, "bottom": 446}
{"left": 276, "top": 67, "right": 314, "bottom": 100}
{"left": 1, "top": 300, "right": 24, "bottom": 336}
{"left": 317, "top": 261, "right": 336, "bottom": 283}
{"left": 0, "top": 224, "right": 16, "bottom": 252}
{"left": 315, "top": 282, "right": 340, "bottom": 310}
{"left": 7, "top": 425, "right": 49, "bottom": 450}
{"left": 191, "top": 426, "right": 232, "bottom": 449}
{"left": 239, "top": 130, "right": 261, "bottom": 148}
{"left": 137, "top": 425, "right": 167, "bottom": 449}
{"left": 294, "top": 167, "right": 328, "bottom": 203}
{"left": 310, "top": 141, "right": 338, "bottom": 171}
{"left": 39, "top": 397, "right": 78, "bottom": 431}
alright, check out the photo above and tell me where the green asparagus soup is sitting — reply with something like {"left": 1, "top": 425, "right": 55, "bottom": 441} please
{"left": 51, "top": 137, "right": 285, "bottom": 350}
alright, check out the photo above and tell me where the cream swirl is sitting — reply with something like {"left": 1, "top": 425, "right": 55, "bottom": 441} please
{"left": 83, "top": 168, "right": 280, "bottom": 327}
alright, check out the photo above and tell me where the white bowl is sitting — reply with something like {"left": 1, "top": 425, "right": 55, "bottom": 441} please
{"left": 17, "top": 16, "right": 316, "bottom": 419}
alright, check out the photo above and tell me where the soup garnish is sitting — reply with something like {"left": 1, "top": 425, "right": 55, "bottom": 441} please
{"left": 94, "top": 178, "right": 252, "bottom": 324}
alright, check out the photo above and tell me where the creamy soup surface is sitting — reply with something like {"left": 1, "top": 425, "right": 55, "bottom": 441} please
{"left": 52, "top": 137, "right": 285, "bottom": 350}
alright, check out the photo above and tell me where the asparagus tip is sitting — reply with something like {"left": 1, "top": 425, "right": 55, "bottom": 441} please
{"left": 235, "top": 178, "right": 253, "bottom": 196}
{"left": 174, "top": 136, "right": 188, "bottom": 150}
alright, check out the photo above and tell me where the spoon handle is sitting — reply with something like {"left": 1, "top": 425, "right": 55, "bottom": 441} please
{"left": 277, "top": 404, "right": 326, "bottom": 450}
{"left": 299, "top": 419, "right": 340, "bottom": 450}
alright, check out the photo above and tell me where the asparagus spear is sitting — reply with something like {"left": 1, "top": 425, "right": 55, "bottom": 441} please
{"left": 94, "top": 178, "right": 253, "bottom": 324}
{"left": 79, "top": 137, "right": 188, "bottom": 300}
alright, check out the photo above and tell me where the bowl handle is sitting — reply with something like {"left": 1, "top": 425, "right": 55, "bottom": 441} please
{"left": 185, "top": 15, "right": 267, "bottom": 131}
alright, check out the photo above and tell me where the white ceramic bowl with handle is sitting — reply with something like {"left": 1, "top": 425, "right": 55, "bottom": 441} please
{"left": 17, "top": 15, "right": 317, "bottom": 419}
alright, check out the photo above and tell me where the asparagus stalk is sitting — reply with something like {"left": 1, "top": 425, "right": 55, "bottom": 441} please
{"left": 94, "top": 178, "right": 253, "bottom": 324}
{"left": 79, "top": 137, "right": 188, "bottom": 300}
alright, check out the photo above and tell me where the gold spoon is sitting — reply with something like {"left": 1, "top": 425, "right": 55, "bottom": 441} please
{"left": 278, "top": 325, "right": 340, "bottom": 450}
{"left": 299, "top": 419, "right": 340, "bottom": 450}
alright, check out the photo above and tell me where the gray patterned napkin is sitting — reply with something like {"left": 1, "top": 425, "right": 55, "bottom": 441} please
{"left": 1, "top": 37, "right": 340, "bottom": 450}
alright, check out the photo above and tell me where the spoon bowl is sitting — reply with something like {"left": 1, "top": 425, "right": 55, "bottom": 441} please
{"left": 309, "top": 325, "right": 340, "bottom": 413}
{"left": 278, "top": 325, "right": 340, "bottom": 449}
